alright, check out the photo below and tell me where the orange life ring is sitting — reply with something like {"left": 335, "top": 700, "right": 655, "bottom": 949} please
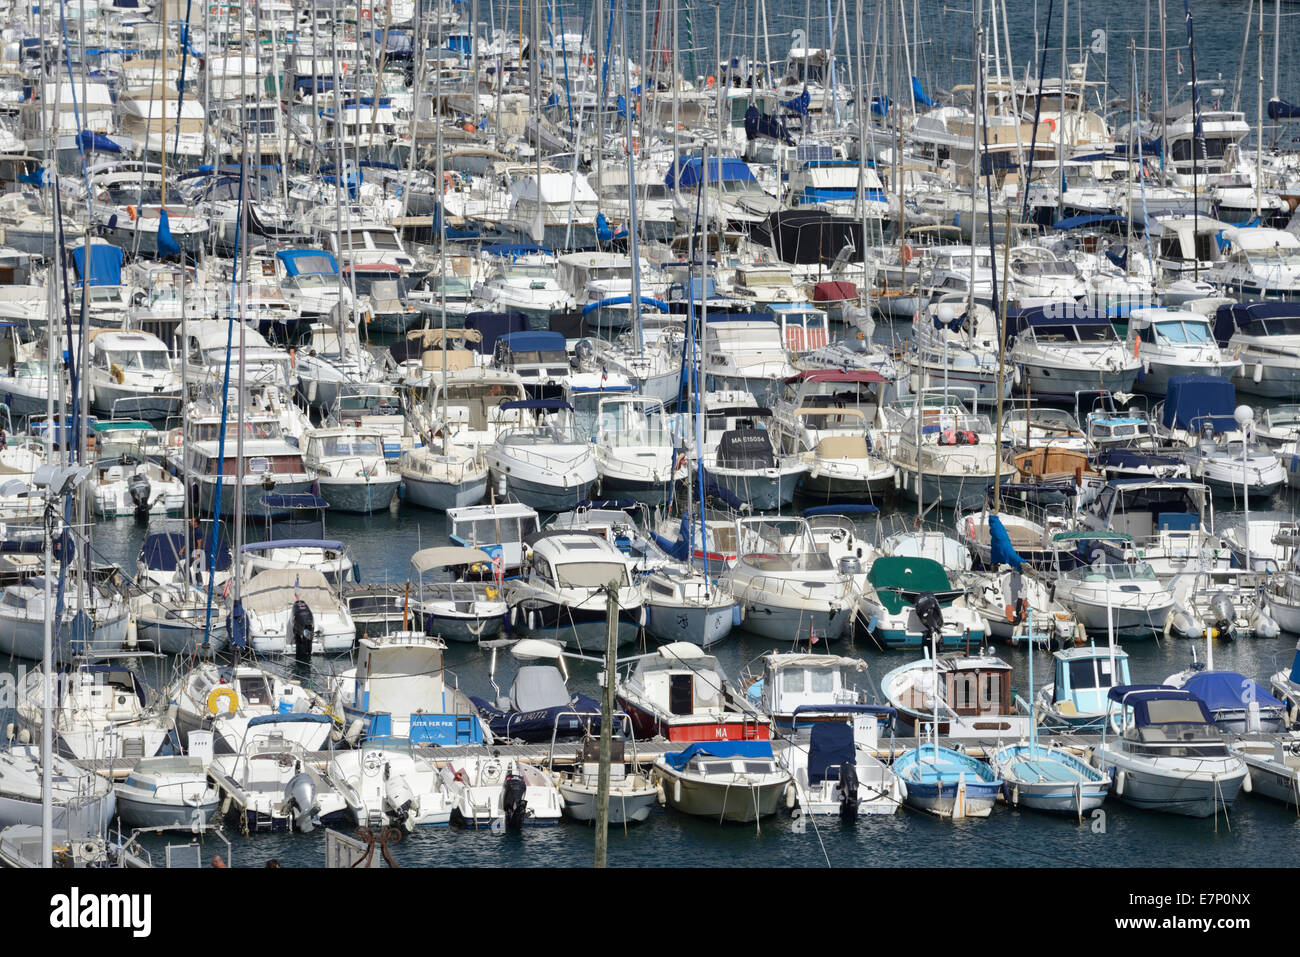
{"left": 1045, "top": 117, "right": 1057, "bottom": 132}
{"left": 900, "top": 244, "right": 915, "bottom": 265}
{"left": 126, "top": 205, "right": 137, "bottom": 222}
{"left": 706, "top": 75, "right": 715, "bottom": 89}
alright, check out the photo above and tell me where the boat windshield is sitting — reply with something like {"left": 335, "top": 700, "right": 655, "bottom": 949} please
{"left": 315, "top": 434, "right": 382, "bottom": 457}
{"left": 555, "top": 560, "right": 629, "bottom": 588}
{"left": 1151, "top": 320, "right": 1211, "bottom": 344}
{"left": 107, "top": 349, "right": 170, "bottom": 371}
{"left": 1068, "top": 562, "right": 1157, "bottom": 583}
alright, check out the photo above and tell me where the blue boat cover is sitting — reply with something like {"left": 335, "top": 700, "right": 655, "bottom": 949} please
{"left": 1107, "top": 685, "right": 1213, "bottom": 725}
{"left": 1268, "top": 97, "right": 1300, "bottom": 120}
{"left": 71, "top": 244, "right": 124, "bottom": 286}
{"left": 141, "top": 530, "right": 232, "bottom": 572}
{"left": 499, "top": 398, "right": 572, "bottom": 411}
{"left": 246, "top": 713, "right": 333, "bottom": 728}
{"left": 806, "top": 720, "right": 854, "bottom": 785}
{"left": 76, "top": 130, "right": 121, "bottom": 153}
{"left": 660, "top": 739, "right": 774, "bottom": 770}
{"left": 802, "top": 504, "right": 880, "bottom": 516}
{"left": 987, "top": 513, "right": 1026, "bottom": 571}
{"left": 664, "top": 156, "right": 758, "bottom": 189}
{"left": 499, "top": 330, "right": 567, "bottom": 353}
{"left": 582, "top": 295, "right": 669, "bottom": 316}
{"left": 1182, "top": 671, "right": 1283, "bottom": 712}
{"left": 276, "top": 249, "right": 338, "bottom": 277}
{"left": 157, "top": 208, "right": 181, "bottom": 257}
{"left": 1161, "top": 375, "right": 1237, "bottom": 434}
{"left": 1052, "top": 214, "right": 1130, "bottom": 231}
{"left": 911, "top": 76, "right": 937, "bottom": 108}
{"left": 464, "top": 311, "right": 529, "bottom": 354}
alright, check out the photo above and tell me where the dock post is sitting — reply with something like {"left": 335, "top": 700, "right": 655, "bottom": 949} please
{"left": 595, "top": 582, "right": 619, "bottom": 867}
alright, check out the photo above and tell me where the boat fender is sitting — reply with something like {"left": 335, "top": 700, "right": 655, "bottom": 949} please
{"left": 125, "top": 617, "right": 138, "bottom": 649}
{"left": 1253, "top": 364, "right": 1263, "bottom": 384}
{"left": 344, "top": 718, "right": 365, "bottom": 746}
{"left": 1012, "top": 783, "right": 1019, "bottom": 805}
{"left": 1242, "top": 771, "right": 1252, "bottom": 793}
{"left": 16, "top": 728, "right": 28, "bottom": 744}
{"left": 1115, "top": 769, "right": 1126, "bottom": 796}
{"left": 655, "top": 779, "right": 666, "bottom": 805}
{"left": 673, "top": 777, "right": 681, "bottom": 804}
{"left": 207, "top": 687, "right": 239, "bottom": 716}
{"left": 785, "top": 783, "right": 796, "bottom": 809}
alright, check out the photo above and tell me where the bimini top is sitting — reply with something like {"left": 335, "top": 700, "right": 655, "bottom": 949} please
{"left": 1180, "top": 671, "right": 1284, "bottom": 712}
{"left": 498, "top": 330, "right": 567, "bottom": 354}
{"left": 276, "top": 248, "right": 338, "bottom": 277}
{"left": 1107, "top": 685, "right": 1214, "bottom": 726}
{"left": 1161, "top": 375, "right": 1237, "bottom": 434}
{"left": 659, "top": 740, "right": 774, "bottom": 770}
{"left": 664, "top": 155, "right": 758, "bottom": 189}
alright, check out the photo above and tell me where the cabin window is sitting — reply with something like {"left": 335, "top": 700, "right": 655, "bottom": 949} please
{"left": 809, "top": 669, "right": 833, "bottom": 694}
{"left": 669, "top": 673, "right": 693, "bottom": 715}
{"left": 238, "top": 677, "right": 271, "bottom": 706}
{"left": 1069, "top": 660, "right": 1100, "bottom": 689}
{"left": 783, "top": 671, "right": 805, "bottom": 694}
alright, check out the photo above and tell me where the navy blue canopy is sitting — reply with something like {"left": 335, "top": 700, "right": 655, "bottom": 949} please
{"left": 1161, "top": 375, "right": 1237, "bottom": 434}
{"left": 464, "top": 311, "right": 529, "bottom": 355}
{"left": 1052, "top": 214, "right": 1130, "bottom": 231}
{"left": 664, "top": 156, "right": 757, "bottom": 189}
{"left": 242, "top": 539, "right": 345, "bottom": 553}
{"left": 660, "top": 740, "right": 774, "bottom": 770}
{"left": 744, "top": 105, "right": 794, "bottom": 145}
{"left": 806, "top": 721, "right": 854, "bottom": 786}
{"left": 499, "top": 330, "right": 566, "bottom": 353}
{"left": 76, "top": 130, "right": 120, "bottom": 153}
{"left": 499, "top": 398, "right": 572, "bottom": 411}
{"left": 1268, "top": 98, "right": 1300, "bottom": 120}
{"left": 1213, "top": 300, "right": 1300, "bottom": 346}
{"left": 140, "top": 529, "right": 232, "bottom": 572}
{"left": 802, "top": 504, "right": 879, "bottom": 516}
{"left": 1182, "top": 671, "right": 1284, "bottom": 712}
{"left": 1107, "top": 685, "right": 1214, "bottom": 726}
{"left": 247, "top": 713, "right": 333, "bottom": 728}
{"left": 71, "top": 244, "right": 124, "bottom": 286}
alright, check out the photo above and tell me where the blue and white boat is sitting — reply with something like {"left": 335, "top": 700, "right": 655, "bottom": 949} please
{"left": 1093, "top": 685, "right": 1249, "bottom": 818}
{"left": 989, "top": 616, "right": 1111, "bottom": 816}
{"left": 1170, "top": 670, "right": 1289, "bottom": 734}
{"left": 1034, "top": 644, "right": 1131, "bottom": 731}
{"left": 780, "top": 705, "right": 903, "bottom": 818}
{"left": 328, "top": 632, "right": 489, "bottom": 747}
{"left": 892, "top": 743, "right": 1002, "bottom": 819}
{"left": 469, "top": 639, "right": 608, "bottom": 743}
{"left": 857, "top": 557, "right": 988, "bottom": 649}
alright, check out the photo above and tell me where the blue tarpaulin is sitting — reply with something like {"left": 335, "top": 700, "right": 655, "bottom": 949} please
{"left": 911, "top": 76, "right": 937, "bottom": 108}
{"left": 780, "top": 88, "right": 811, "bottom": 116}
{"left": 744, "top": 105, "right": 794, "bottom": 145}
{"left": 76, "top": 130, "right": 121, "bottom": 153}
{"left": 1161, "top": 375, "right": 1237, "bottom": 434}
{"left": 664, "top": 156, "right": 757, "bottom": 189}
{"left": 987, "top": 514, "right": 1026, "bottom": 571}
{"left": 17, "top": 166, "right": 44, "bottom": 189}
{"left": 807, "top": 721, "right": 854, "bottom": 785}
{"left": 660, "top": 740, "right": 774, "bottom": 770}
{"left": 157, "top": 208, "right": 181, "bottom": 257}
{"left": 70, "top": 244, "right": 124, "bottom": 286}
{"left": 499, "top": 330, "right": 566, "bottom": 353}
{"left": 1182, "top": 671, "right": 1283, "bottom": 712}
{"left": 596, "top": 212, "right": 627, "bottom": 242}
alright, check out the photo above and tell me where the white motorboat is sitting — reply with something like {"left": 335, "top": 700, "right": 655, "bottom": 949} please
{"left": 484, "top": 403, "right": 598, "bottom": 512}
{"left": 410, "top": 546, "right": 508, "bottom": 643}
{"left": 722, "top": 516, "right": 856, "bottom": 643}
{"left": 642, "top": 564, "right": 736, "bottom": 649}
{"left": 653, "top": 740, "right": 791, "bottom": 824}
{"left": 114, "top": 756, "right": 221, "bottom": 829}
{"left": 86, "top": 329, "right": 182, "bottom": 421}
{"left": 439, "top": 753, "right": 565, "bottom": 828}
{"left": 1050, "top": 546, "right": 1177, "bottom": 639}
{"left": 329, "top": 746, "right": 457, "bottom": 829}
{"left": 1007, "top": 307, "right": 1142, "bottom": 400}
{"left": 242, "top": 568, "right": 357, "bottom": 656}
{"left": 1125, "top": 307, "right": 1241, "bottom": 395}
{"left": 0, "top": 745, "right": 116, "bottom": 832}
{"left": 209, "top": 716, "right": 352, "bottom": 833}
{"left": 780, "top": 706, "right": 903, "bottom": 818}
{"left": 552, "top": 738, "right": 659, "bottom": 825}
{"left": 169, "top": 660, "right": 337, "bottom": 754}
{"left": 506, "top": 532, "right": 644, "bottom": 652}
{"left": 302, "top": 426, "right": 402, "bottom": 513}
{"left": 399, "top": 444, "right": 489, "bottom": 511}
{"left": 16, "top": 661, "right": 173, "bottom": 762}
{"left": 592, "top": 394, "right": 679, "bottom": 507}
{"left": 1090, "top": 685, "right": 1248, "bottom": 818}
{"left": 1231, "top": 736, "right": 1300, "bottom": 808}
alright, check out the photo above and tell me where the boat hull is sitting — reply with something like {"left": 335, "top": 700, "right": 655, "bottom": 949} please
{"left": 644, "top": 601, "right": 735, "bottom": 648}
{"left": 402, "top": 474, "right": 488, "bottom": 511}
{"left": 318, "top": 475, "right": 402, "bottom": 513}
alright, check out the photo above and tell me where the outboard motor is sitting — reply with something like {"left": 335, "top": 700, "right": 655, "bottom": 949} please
{"left": 1208, "top": 591, "right": 1235, "bottom": 642}
{"left": 501, "top": 770, "right": 529, "bottom": 830}
{"left": 914, "top": 591, "right": 944, "bottom": 644}
{"left": 838, "top": 761, "right": 860, "bottom": 823}
{"left": 291, "top": 599, "right": 315, "bottom": 660}
{"left": 127, "top": 473, "right": 151, "bottom": 521}
{"left": 284, "top": 771, "right": 319, "bottom": 833}
{"left": 383, "top": 762, "right": 415, "bottom": 830}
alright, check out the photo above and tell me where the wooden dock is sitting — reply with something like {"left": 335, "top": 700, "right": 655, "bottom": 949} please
{"left": 74, "top": 732, "right": 1107, "bottom": 780}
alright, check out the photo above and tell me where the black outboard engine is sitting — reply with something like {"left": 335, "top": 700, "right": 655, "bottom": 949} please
{"left": 914, "top": 591, "right": 944, "bottom": 645}
{"left": 501, "top": 771, "right": 529, "bottom": 830}
{"left": 1208, "top": 591, "right": 1236, "bottom": 642}
{"left": 291, "top": 599, "right": 315, "bottom": 660}
{"left": 127, "top": 473, "right": 151, "bottom": 521}
{"left": 838, "top": 761, "right": 860, "bottom": 823}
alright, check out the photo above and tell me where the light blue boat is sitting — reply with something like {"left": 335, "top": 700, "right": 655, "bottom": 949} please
{"left": 988, "top": 743, "right": 1110, "bottom": 816}
{"left": 892, "top": 744, "right": 1002, "bottom": 818}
